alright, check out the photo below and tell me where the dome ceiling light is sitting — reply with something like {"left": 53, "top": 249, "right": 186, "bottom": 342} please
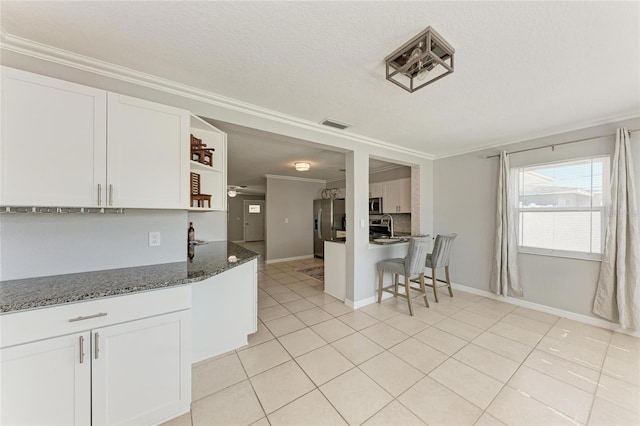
{"left": 295, "top": 162, "right": 311, "bottom": 172}
{"left": 385, "top": 26, "right": 455, "bottom": 93}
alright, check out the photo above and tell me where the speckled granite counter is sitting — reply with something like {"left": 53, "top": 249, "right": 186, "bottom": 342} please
{"left": 0, "top": 241, "right": 259, "bottom": 314}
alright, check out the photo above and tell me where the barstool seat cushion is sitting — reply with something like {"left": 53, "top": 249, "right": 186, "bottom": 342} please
{"left": 376, "top": 258, "right": 406, "bottom": 275}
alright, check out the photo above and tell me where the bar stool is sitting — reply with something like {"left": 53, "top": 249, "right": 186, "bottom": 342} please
{"left": 423, "top": 233, "right": 457, "bottom": 302}
{"left": 376, "top": 236, "right": 431, "bottom": 316}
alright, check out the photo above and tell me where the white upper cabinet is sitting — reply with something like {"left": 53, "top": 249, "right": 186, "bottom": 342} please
{"left": 369, "top": 182, "right": 383, "bottom": 198}
{"left": 0, "top": 67, "right": 107, "bottom": 207}
{"left": 0, "top": 67, "right": 194, "bottom": 209}
{"left": 382, "top": 178, "right": 411, "bottom": 213}
{"left": 107, "top": 93, "right": 189, "bottom": 208}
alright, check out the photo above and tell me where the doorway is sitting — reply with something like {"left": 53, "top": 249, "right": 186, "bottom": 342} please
{"left": 244, "top": 200, "right": 265, "bottom": 242}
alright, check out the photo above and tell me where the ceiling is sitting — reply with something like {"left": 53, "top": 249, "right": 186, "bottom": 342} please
{"left": 1, "top": 2, "right": 638, "bottom": 166}
{"left": 207, "top": 119, "right": 402, "bottom": 195}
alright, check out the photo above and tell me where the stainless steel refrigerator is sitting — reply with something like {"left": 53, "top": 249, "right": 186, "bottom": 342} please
{"left": 313, "top": 198, "right": 346, "bottom": 258}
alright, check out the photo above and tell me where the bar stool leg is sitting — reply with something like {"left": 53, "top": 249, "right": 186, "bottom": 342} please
{"left": 432, "top": 267, "right": 439, "bottom": 303}
{"left": 404, "top": 275, "right": 413, "bottom": 316}
{"left": 419, "top": 272, "right": 429, "bottom": 307}
{"left": 377, "top": 269, "right": 384, "bottom": 303}
{"left": 393, "top": 274, "right": 399, "bottom": 296}
{"left": 446, "top": 265, "right": 453, "bottom": 297}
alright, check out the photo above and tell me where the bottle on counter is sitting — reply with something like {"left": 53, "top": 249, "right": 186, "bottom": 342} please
{"left": 188, "top": 221, "right": 195, "bottom": 243}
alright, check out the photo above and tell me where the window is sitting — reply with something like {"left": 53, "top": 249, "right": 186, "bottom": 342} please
{"left": 515, "top": 156, "right": 609, "bottom": 259}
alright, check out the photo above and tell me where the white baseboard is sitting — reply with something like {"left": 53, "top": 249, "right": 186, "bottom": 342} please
{"left": 345, "top": 292, "right": 393, "bottom": 309}
{"left": 266, "top": 255, "right": 314, "bottom": 264}
{"left": 346, "top": 281, "right": 638, "bottom": 337}
{"left": 450, "top": 282, "right": 640, "bottom": 338}
{"left": 231, "top": 240, "right": 245, "bottom": 243}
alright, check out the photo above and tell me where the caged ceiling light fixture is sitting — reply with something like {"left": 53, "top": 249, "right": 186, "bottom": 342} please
{"left": 385, "top": 26, "right": 455, "bottom": 93}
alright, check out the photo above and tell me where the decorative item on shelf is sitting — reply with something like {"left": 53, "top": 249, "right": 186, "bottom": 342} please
{"left": 188, "top": 221, "right": 195, "bottom": 243}
{"left": 190, "top": 134, "right": 215, "bottom": 167}
{"left": 190, "top": 172, "right": 212, "bottom": 208}
{"left": 385, "top": 26, "right": 455, "bottom": 93}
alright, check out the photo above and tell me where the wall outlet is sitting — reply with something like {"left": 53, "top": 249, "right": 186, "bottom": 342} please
{"left": 284, "top": 217, "right": 289, "bottom": 224}
{"left": 148, "top": 232, "right": 161, "bottom": 247}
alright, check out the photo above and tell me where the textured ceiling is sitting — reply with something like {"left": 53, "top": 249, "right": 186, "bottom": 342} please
{"left": 1, "top": 1, "right": 639, "bottom": 159}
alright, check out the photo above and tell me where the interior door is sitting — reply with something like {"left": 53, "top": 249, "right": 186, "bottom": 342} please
{"left": 244, "top": 200, "right": 265, "bottom": 242}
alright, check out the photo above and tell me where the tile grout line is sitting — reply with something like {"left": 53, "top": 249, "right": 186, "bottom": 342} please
{"left": 584, "top": 329, "right": 615, "bottom": 425}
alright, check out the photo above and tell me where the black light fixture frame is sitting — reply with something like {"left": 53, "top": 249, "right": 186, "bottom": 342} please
{"left": 385, "top": 26, "right": 455, "bottom": 93}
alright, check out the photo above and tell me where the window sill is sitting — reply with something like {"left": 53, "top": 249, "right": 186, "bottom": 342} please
{"left": 518, "top": 249, "right": 602, "bottom": 262}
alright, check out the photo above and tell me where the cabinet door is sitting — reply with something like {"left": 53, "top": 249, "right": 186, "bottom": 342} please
{"left": 369, "top": 182, "right": 383, "bottom": 198}
{"left": 107, "top": 93, "right": 189, "bottom": 208}
{"left": 398, "top": 178, "right": 411, "bottom": 213}
{"left": 0, "top": 67, "right": 107, "bottom": 207}
{"left": 0, "top": 332, "right": 91, "bottom": 426}
{"left": 382, "top": 181, "right": 399, "bottom": 213}
{"left": 91, "top": 311, "right": 191, "bottom": 426}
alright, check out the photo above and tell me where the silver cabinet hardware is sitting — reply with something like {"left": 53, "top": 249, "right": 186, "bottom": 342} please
{"left": 98, "top": 184, "right": 102, "bottom": 206}
{"left": 94, "top": 332, "right": 100, "bottom": 360}
{"left": 108, "top": 184, "right": 113, "bottom": 206}
{"left": 79, "top": 335, "right": 85, "bottom": 364}
{"left": 68, "top": 312, "right": 107, "bottom": 322}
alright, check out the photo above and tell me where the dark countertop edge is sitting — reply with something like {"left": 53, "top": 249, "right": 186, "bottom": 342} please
{"left": 0, "top": 242, "right": 260, "bottom": 315}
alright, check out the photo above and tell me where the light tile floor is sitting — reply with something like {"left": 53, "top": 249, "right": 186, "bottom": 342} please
{"left": 164, "top": 256, "right": 640, "bottom": 426}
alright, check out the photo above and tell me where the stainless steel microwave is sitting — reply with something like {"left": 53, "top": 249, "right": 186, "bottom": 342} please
{"left": 369, "top": 197, "right": 383, "bottom": 214}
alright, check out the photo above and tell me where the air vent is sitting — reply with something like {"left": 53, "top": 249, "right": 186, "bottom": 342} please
{"left": 321, "top": 118, "right": 351, "bottom": 130}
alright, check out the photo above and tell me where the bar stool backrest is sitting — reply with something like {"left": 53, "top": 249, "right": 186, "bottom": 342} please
{"left": 404, "top": 237, "right": 432, "bottom": 277}
{"left": 430, "top": 233, "right": 457, "bottom": 268}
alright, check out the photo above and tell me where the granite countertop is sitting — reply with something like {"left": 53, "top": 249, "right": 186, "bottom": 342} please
{"left": 0, "top": 241, "right": 259, "bottom": 314}
{"left": 369, "top": 237, "right": 411, "bottom": 245}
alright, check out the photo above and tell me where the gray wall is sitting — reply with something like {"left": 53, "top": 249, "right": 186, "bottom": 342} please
{"left": 265, "top": 177, "right": 325, "bottom": 261}
{"left": 433, "top": 117, "right": 640, "bottom": 320}
{"left": 0, "top": 210, "right": 187, "bottom": 280}
{"left": 227, "top": 194, "right": 265, "bottom": 242}
{"left": 0, "top": 209, "right": 227, "bottom": 281}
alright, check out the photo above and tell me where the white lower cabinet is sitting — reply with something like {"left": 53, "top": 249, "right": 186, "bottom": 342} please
{"left": 92, "top": 311, "right": 190, "bottom": 426}
{"left": 0, "top": 287, "right": 191, "bottom": 426}
{"left": 0, "top": 332, "right": 91, "bottom": 425}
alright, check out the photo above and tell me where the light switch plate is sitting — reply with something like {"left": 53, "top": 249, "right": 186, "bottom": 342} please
{"left": 149, "top": 232, "right": 161, "bottom": 247}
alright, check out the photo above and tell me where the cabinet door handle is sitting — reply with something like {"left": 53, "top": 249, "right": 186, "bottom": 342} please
{"left": 108, "top": 184, "right": 113, "bottom": 206}
{"left": 98, "top": 184, "right": 102, "bottom": 206}
{"left": 68, "top": 312, "right": 107, "bottom": 322}
{"left": 94, "top": 332, "right": 100, "bottom": 360}
{"left": 79, "top": 335, "right": 85, "bottom": 364}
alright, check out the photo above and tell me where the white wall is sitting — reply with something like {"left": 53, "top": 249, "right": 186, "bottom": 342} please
{"left": 433, "top": 118, "right": 640, "bottom": 322}
{"left": 0, "top": 210, "right": 188, "bottom": 280}
{"left": 265, "top": 176, "right": 325, "bottom": 261}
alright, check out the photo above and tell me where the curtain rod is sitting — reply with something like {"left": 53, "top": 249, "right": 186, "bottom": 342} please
{"left": 485, "top": 128, "right": 639, "bottom": 159}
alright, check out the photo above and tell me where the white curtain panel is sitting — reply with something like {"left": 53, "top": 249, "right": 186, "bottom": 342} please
{"left": 490, "top": 151, "right": 523, "bottom": 297}
{"left": 593, "top": 128, "right": 640, "bottom": 330}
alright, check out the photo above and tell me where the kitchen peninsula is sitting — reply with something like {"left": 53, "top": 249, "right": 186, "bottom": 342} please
{"left": 0, "top": 242, "right": 259, "bottom": 426}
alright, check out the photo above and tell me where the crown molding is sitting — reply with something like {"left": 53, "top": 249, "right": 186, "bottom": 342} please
{"left": 0, "top": 30, "right": 435, "bottom": 161}
{"left": 263, "top": 174, "right": 326, "bottom": 184}
{"left": 433, "top": 110, "right": 640, "bottom": 160}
